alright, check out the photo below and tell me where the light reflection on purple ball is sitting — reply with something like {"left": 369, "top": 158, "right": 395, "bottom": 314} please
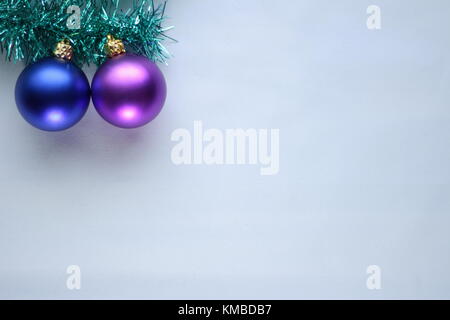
{"left": 92, "top": 54, "right": 167, "bottom": 129}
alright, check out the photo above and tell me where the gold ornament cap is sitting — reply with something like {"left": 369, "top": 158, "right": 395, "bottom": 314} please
{"left": 54, "top": 39, "right": 73, "bottom": 60}
{"left": 105, "top": 34, "right": 126, "bottom": 58}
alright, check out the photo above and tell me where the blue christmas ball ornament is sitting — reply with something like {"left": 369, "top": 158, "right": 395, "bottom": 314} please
{"left": 15, "top": 57, "right": 90, "bottom": 131}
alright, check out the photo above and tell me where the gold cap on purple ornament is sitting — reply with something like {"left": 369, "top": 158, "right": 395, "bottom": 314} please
{"left": 105, "top": 34, "right": 126, "bottom": 58}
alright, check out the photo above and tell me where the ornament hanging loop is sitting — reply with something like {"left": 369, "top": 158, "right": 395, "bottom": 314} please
{"left": 105, "top": 35, "right": 126, "bottom": 58}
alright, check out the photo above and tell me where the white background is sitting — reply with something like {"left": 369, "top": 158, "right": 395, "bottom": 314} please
{"left": 0, "top": 0, "right": 450, "bottom": 299}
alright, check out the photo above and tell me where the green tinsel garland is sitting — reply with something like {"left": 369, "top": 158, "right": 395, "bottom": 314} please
{"left": 0, "top": 0, "right": 173, "bottom": 66}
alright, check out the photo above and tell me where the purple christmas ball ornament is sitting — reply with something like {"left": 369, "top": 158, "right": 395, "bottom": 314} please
{"left": 92, "top": 54, "right": 167, "bottom": 129}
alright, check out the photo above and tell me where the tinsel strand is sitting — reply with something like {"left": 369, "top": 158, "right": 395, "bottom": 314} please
{"left": 0, "top": 0, "right": 174, "bottom": 66}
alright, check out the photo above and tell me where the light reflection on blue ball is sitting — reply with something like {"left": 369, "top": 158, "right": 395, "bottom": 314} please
{"left": 15, "top": 57, "right": 90, "bottom": 131}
